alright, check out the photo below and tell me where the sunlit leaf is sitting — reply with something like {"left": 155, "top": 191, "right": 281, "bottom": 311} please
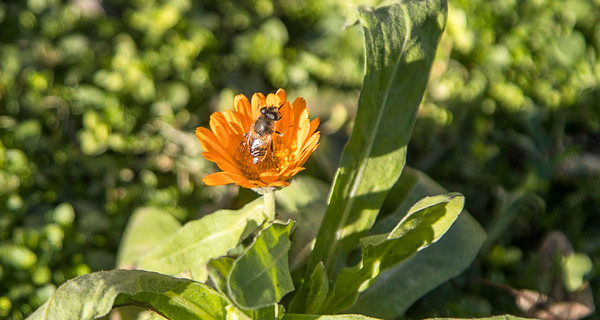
{"left": 138, "top": 198, "right": 265, "bottom": 275}
{"left": 116, "top": 207, "right": 181, "bottom": 268}
{"left": 561, "top": 253, "right": 593, "bottom": 292}
{"left": 306, "top": 0, "right": 448, "bottom": 283}
{"left": 26, "top": 270, "right": 228, "bottom": 320}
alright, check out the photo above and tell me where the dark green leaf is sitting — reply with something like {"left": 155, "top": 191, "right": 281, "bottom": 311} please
{"left": 305, "top": 262, "right": 329, "bottom": 314}
{"left": 207, "top": 257, "right": 235, "bottom": 295}
{"left": 282, "top": 314, "right": 382, "bottom": 320}
{"left": 425, "top": 316, "right": 534, "bottom": 320}
{"left": 228, "top": 221, "right": 295, "bottom": 309}
{"left": 346, "top": 168, "right": 486, "bottom": 318}
{"left": 325, "top": 192, "right": 464, "bottom": 312}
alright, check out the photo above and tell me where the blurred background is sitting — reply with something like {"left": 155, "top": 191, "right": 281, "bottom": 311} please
{"left": 0, "top": 0, "right": 598, "bottom": 319}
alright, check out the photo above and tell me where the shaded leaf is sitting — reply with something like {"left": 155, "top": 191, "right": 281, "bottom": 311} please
{"left": 324, "top": 193, "right": 464, "bottom": 312}
{"left": 207, "top": 257, "right": 235, "bottom": 295}
{"left": 276, "top": 176, "right": 329, "bottom": 271}
{"left": 138, "top": 198, "right": 265, "bottom": 275}
{"left": 347, "top": 168, "right": 486, "bottom": 318}
{"left": 425, "top": 316, "right": 534, "bottom": 320}
{"left": 282, "top": 314, "right": 382, "bottom": 320}
{"left": 306, "top": 0, "right": 448, "bottom": 282}
{"left": 228, "top": 221, "right": 295, "bottom": 309}
{"left": 116, "top": 207, "right": 181, "bottom": 268}
{"left": 305, "top": 262, "right": 329, "bottom": 314}
{"left": 26, "top": 269, "right": 228, "bottom": 320}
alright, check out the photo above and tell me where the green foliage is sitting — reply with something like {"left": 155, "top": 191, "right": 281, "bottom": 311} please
{"left": 306, "top": 0, "right": 447, "bottom": 282}
{"left": 137, "top": 198, "right": 265, "bottom": 275}
{"left": 2, "top": 0, "right": 598, "bottom": 318}
{"left": 21, "top": 1, "right": 484, "bottom": 319}
{"left": 323, "top": 193, "right": 465, "bottom": 313}
{"left": 347, "top": 169, "right": 485, "bottom": 318}
{"left": 26, "top": 269, "right": 229, "bottom": 320}
{"left": 116, "top": 207, "right": 182, "bottom": 268}
{"left": 406, "top": 0, "right": 600, "bottom": 316}
{"left": 228, "top": 221, "right": 294, "bottom": 309}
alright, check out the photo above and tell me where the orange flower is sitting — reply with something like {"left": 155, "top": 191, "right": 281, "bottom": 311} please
{"left": 196, "top": 89, "right": 320, "bottom": 189}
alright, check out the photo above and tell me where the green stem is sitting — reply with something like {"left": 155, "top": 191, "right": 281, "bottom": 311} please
{"left": 263, "top": 188, "right": 276, "bottom": 221}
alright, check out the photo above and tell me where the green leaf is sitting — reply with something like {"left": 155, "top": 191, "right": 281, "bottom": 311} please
{"left": 282, "top": 314, "right": 383, "bottom": 320}
{"left": 324, "top": 192, "right": 464, "bottom": 313}
{"left": 138, "top": 198, "right": 265, "bottom": 275}
{"left": 347, "top": 168, "right": 486, "bottom": 319}
{"left": 207, "top": 257, "right": 235, "bottom": 295}
{"left": 26, "top": 269, "right": 229, "bottom": 320}
{"left": 116, "top": 207, "right": 182, "bottom": 268}
{"left": 240, "top": 304, "right": 285, "bottom": 320}
{"left": 228, "top": 221, "right": 295, "bottom": 309}
{"left": 306, "top": 0, "right": 448, "bottom": 280}
{"left": 305, "top": 262, "right": 329, "bottom": 314}
{"left": 425, "top": 316, "right": 534, "bottom": 320}
{"left": 275, "top": 176, "right": 329, "bottom": 271}
{"left": 363, "top": 193, "right": 464, "bottom": 268}
{"left": 561, "top": 252, "right": 593, "bottom": 292}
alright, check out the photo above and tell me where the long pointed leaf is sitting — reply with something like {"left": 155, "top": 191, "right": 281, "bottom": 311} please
{"left": 307, "top": 0, "right": 448, "bottom": 280}
{"left": 138, "top": 198, "right": 264, "bottom": 275}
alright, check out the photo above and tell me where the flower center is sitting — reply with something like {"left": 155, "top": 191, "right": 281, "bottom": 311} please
{"left": 236, "top": 154, "right": 279, "bottom": 180}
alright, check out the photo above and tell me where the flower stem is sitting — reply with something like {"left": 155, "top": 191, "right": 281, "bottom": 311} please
{"left": 263, "top": 188, "right": 276, "bottom": 222}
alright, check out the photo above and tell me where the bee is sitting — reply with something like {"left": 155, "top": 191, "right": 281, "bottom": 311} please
{"left": 234, "top": 104, "right": 283, "bottom": 174}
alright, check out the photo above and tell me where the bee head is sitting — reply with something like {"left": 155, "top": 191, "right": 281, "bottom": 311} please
{"left": 261, "top": 106, "right": 282, "bottom": 121}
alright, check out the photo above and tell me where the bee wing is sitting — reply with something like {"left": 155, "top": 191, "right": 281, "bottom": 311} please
{"left": 235, "top": 131, "right": 253, "bottom": 162}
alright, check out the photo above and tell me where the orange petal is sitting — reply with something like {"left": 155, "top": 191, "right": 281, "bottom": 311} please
{"left": 196, "top": 127, "right": 240, "bottom": 174}
{"left": 211, "top": 112, "right": 242, "bottom": 155}
{"left": 292, "top": 97, "right": 306, "bottom": 123}
{"left": 251, "top": 92, "right": 266, "bottom": 119}
{"left": 295, "top": 111, "right": 311, "bottom": 151}
{"left": 281, "top": 166, "right": 305, "bottom": 180}
{"left": 275, "top": 88, "right": 287, "bottom": 104}
{"left": 276, "top": 101, "right": 295, "bottom": 147}
{"left": 260, "top": 171, "right": 281, "bottom": 184}
{"left": 295, "top": 142, "right": 319, "bottom": 168}
{"left": 268, "top": 180, "right": 289, "bottom": 188}
{"left": 203, "top": 172, "right": 238, "bottom": 186}
{"left": 234, "top": 94, "right": 253, "bottom": 129}
{"left": 309, "top": 118, "right": 320, "bottom": 135}
{"left": 266, "top": 89, "right": 287, "bottom": 107}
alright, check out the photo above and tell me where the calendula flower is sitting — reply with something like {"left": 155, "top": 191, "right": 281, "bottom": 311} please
{"left": 196, "top": 89, "right": 320, "bottom": 189}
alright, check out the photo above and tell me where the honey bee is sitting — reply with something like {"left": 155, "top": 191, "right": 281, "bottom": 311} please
{"left": 234, "top": 104, "right": 283, "bottom": 175}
